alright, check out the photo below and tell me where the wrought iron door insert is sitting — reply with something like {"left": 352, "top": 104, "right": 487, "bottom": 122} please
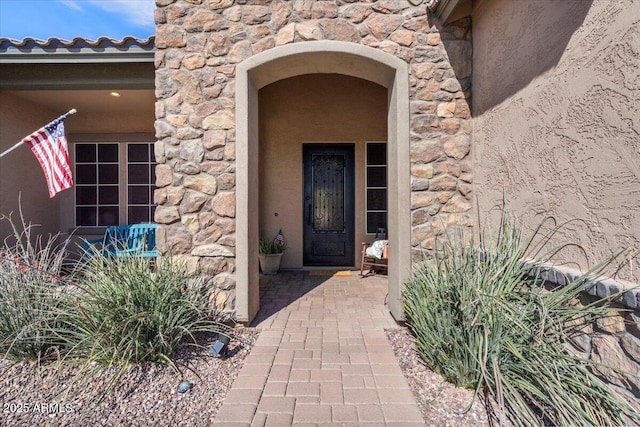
{"left": 303, "top": 144, "right": 355, "bottom": 266}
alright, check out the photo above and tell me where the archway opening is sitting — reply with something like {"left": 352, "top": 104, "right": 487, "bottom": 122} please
{"left": 258, "top": 73, "right": 387, "bottom": 270}
{"left": 236, "top": 41, "right": 410, "bottom": 323}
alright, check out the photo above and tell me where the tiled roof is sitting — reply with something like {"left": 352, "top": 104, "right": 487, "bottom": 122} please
{"left": 0, "top": 36, "right": 155, "bottom": 63}
{"left": 0, "top": 35, "right": 154, "bottom": 50}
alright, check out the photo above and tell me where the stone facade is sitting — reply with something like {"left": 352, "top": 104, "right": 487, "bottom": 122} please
{"left": 152, "top": 0, "right": 640, "bottom": 406}
{"left": 153, "top": 0, "right": 473, "bottom": 311}
{"left": 568, "top": 294, "right": 640, "bottom": 406}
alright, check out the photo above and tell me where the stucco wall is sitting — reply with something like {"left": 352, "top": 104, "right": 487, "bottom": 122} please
{"left": 258, "top": 74, "right": 387, "bottom": 269}
{"left": 0, "top": 88, "right": 155, "bottom": 245}
{"left": 472, "top": 0, "right": 640, "bottom": 283}
{"left": 65, "top": 110, "right": 155, "bottom": 136}
{"left": 0, "top": 92, "right": 60, "bottom": 240}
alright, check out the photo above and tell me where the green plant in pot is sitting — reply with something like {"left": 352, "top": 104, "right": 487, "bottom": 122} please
{"left": 258, "top": 230, "right": 285, "bottom": 275}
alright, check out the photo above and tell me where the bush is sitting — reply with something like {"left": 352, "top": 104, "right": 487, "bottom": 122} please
{"left": 0, "top": 214, "right": 69, "bottom": 362}
{"left": 403, "top": 209, "right": 640, "bottom": 426}
{"left": 63, "top": 253, "right": 226, "bottom": 367}
{"left": 0, "top": 213, "right": 230, "bottom": 378}
{"left": 259, "top": 237, "right": 285, "bottom": 254}
{"left": 0, "top": 212, "right": 233, "bottom": 402}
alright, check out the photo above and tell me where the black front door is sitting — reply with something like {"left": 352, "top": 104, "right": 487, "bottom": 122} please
{"left": 303, "top": 144, "right": 355, "bottom": 266}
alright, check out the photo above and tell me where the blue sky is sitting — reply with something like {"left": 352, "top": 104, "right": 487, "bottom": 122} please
{"left": 0, "top": 0, "right": 155, "bottom": 41}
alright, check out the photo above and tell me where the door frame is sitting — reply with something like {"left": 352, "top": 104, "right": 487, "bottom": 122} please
{"left": 302, "top": 143, "right": 355, "bottom": 267}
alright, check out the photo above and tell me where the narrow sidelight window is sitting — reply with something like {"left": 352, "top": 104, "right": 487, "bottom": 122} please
{"left": 365, "top": 142, "right": 387, "bottom": 234}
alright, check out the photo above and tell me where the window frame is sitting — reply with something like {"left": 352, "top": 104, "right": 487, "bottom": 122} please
{"left": 126, "top": 142, "right": 156, "bottom": 225}
{"left": 365, "top": 141, "right": 388, "bottom": 235}
{"left": 72, "top": 141, "right": 156, "bottom": 228}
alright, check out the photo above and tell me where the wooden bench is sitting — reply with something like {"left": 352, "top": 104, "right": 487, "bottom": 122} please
{"left": 83, "top": 223, "right": 159, "bottom": 259}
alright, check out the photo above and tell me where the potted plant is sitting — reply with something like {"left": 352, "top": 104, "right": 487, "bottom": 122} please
{"left": 258, "top": 231, "right": 285, "bottom": 275}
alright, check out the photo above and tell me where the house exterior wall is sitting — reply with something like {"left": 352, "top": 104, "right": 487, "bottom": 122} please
{"left": 154, "top": 0, "right": 473, "bottom": 313}
{"left": 258, "top": 73, "right": 387, "bottom": 269}
{"left": 57, "top": 91, "right": 156, "bottom": 240}
{"left": 0, "top": 92, "right": 60, "bottom": 239}
{"left": 0, "top": 88, "right": 155, "bottom": 246}
{"left": 64, "top": 106, "right": 155, "bottom": 136}
{"left": 471, "top": 0, "right": 640, "bottom": 402}
{"left": 472, "top": 0, "right": 640, "bottom": 284}
{"left": 568, "top": 293, "right": 640, "bottom": 405}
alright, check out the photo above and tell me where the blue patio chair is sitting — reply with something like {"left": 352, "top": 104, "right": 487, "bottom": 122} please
{"left": 82, "top": 223, "right": 159, "bottom": 260}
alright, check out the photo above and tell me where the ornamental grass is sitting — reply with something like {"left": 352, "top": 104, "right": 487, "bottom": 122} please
{"left": 64, "top": 252, "right": 228, "bottom": 367}
{"left": 1, "top": 212, "right": 231, "bottom": 399}
{"left": 403, "top": 207, "right": 640, "bottom": 426}
{"left": 0, "top": 212, "right": 69, "bottom": 362}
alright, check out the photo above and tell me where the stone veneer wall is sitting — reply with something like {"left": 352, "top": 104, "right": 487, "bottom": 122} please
{"left": 567, "top": 294, "right": 640, "bottom": 406}
{"left": 152, "top": 0, "right": 640, "bottom": 404}
{"left": 538, "top": 266, "right": 640, "bottom": 404}
{"left": 153, "top": 0, "right": 473, "bottom": 312}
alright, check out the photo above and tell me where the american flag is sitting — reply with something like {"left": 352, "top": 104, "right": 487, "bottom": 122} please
{"left": 22, "top": 113, "right": 73, "bottom": 198}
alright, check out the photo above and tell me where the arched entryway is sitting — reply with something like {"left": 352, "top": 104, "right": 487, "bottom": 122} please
{"left": 236, "top": 41, "right": 410, "bottom": 323}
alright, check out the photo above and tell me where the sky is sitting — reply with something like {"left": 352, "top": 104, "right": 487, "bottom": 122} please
{"left": 0, "top": 0, "right": 155, "bottom": 41}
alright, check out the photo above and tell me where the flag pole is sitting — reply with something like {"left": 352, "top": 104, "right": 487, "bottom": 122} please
{"left": 0, "top": 109, "right": 77, "bottom": 159}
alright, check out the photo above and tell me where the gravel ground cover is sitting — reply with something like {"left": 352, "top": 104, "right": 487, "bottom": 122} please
{"left": 3, "top": 323, "right": 503, "bottom": 426}
{"left": 0, "top": 329, "right": 258, "bottom": 427}
{"left": 387, "top": 327, "right": 496, "bottom": 427}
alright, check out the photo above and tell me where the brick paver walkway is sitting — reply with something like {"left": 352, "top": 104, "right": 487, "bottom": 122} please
{"left": 213, "top": 271, "right": 425, "bottom": 426}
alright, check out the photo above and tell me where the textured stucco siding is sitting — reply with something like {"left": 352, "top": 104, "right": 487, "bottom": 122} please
{"left": 259, "top": 74, "right": 387, "bottom": 269}
{"left": 472, "top": 0, "right": 640, "bottom": 283}
{"left": 0, "top": 88, "right": 155, "bottom": 243}
{"left": 0, "top": 93, "right": 60, "bottom": 239}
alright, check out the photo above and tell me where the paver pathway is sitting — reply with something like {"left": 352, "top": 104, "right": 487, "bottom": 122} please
{"left": 213, "top": 271, "right": 425, "bottom": 426}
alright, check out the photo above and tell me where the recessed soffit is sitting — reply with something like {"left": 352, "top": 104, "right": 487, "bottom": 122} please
{"left": 418, "top": 0, "right": 471, "bottom": 24}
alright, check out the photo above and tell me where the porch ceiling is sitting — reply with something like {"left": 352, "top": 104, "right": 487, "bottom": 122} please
{"left": 1, "top": 36, "right": 155, "bottom": 118}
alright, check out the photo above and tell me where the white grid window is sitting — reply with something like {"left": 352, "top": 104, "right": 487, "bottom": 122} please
{"left": 365, "top": 142, "right": 387, "bottom": 234}
{"left": 74, "top": 142, "right": 155, "bottom": 227}
{"left": 127, "top": 144, "right": 156, "bottom": 224}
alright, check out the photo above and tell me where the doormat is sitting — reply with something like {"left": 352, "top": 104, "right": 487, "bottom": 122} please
{"left": 309, "top": 270, "right": 352, "bottom": 277}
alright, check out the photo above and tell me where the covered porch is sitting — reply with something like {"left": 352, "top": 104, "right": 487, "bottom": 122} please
{"left": 235, "top": 41, "right": 411, "bottom": 324}
{"left": 0, "top": 37, "right": 156, "bottom": 253}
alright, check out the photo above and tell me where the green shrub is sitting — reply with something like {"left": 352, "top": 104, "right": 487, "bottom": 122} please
{"left": 0, "top": 213, "right": 233, "bottom": 400}
{"left": 64, "top": 253, "right": 227, "bottom": 367}
{"left": 259, "top": 237, "right": 285, "bottom": 254}
{"left": 403, "top": 210, "right": 640, "bottom": 426}
{"left": 0, "top": 214, "right": 70, "bottom": 362}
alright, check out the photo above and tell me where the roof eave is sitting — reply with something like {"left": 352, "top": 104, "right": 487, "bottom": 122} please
{"left": 0, "top": 51, "right": 155, "bottom": 64}
{"left": 427, "top": 0, "right": 470, "bottom": 24}
{"left": 0, "top": 36, "right": 155, "bottom": 64}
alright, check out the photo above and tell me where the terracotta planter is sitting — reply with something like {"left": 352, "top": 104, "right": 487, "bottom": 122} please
{"left": 258, "top": 253, "right": 283, "bottom": 275}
